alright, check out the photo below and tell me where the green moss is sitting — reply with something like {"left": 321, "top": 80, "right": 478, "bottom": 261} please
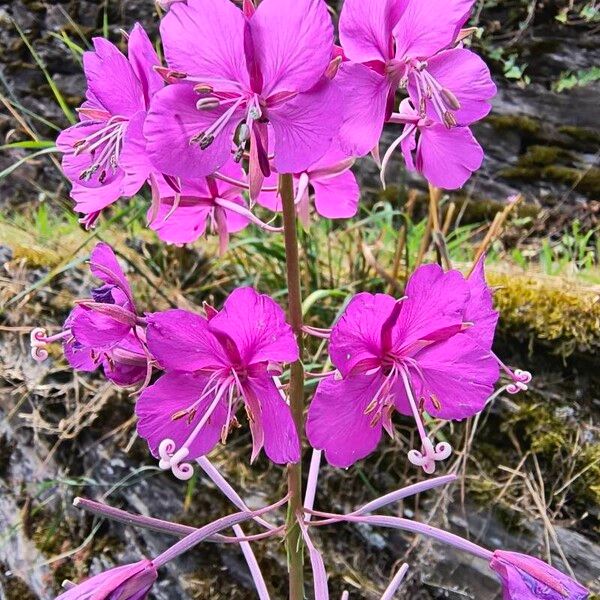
{"left": 488, "top": 270, "right": 600, "bottom": 356}
{"left": 488, "top": 114, "right": 541, "bottom": 136}
{"left": 517, "top": 145, "right": 574, "bottom": 167}
{"left": 558, "top": 125, "right": 600, "bottom": 149}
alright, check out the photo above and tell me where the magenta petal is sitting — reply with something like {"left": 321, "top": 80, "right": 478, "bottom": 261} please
{"left": 339, "top": 0, "right": 403, "bottom": 63}
{"left": 149, "top": 200, "right": 210, "bottom": 244}
{"left": 70, "top": 306, "right": 132, "bottom": 349}
{"left": 244, "top": 375, "right": 300, "bottom": 464}
{"left": 312, "top": 170, "right": 359, "bottom": 219}
{"left": 145, "top": 84, "right": 241, "bottom": 178}
{"left": 83, "top": 38, "right": 145, "bottom": 117}
{"left": 337, "top": 62, "right": 390, "bottom": 157}
{"left": 417, "top": 124, "right": 484, "bottom": 189}
{"left": 136, "top": 371, "right": 228, "bottom": 460}
{"left": 306, "top": 373, "right": 386, "bottom": 468}
{"left": 394, "top": 264, "right": 469, "bottom": 349}
{"left": 412, "top": 335, "right": 499, "bottom": 419}
{"left": 394, "top": 0, "right": 475, "bottom": 59}
{"left": 160, "top": 0, "right": 249, "bottom": 86}
{"left": 414, "top": 48, "right": 497, "bottom": 125}
{"left": 269, "top": 78, "right": 342, "bottom": 174}
{"left": 251, "top": 0, "right": 333, "bottom": 95}
{"left": 329, "top": 292, "right": 396, "bottom": 377}
{"left": 464, "top": 256, "right": 498, "bottom": 351}
{"left": 119, "top": 111, "right": 153, "bottom": 197}
{"left": 208, "top": 288, "right": 298, "bottom": 366}
{"left": 127, "top": 23, "right": 163, "bottom": 105}
{"left": 146, "top": 309, "right": 229, "bottom": 371}
{"left": 70, "top": 179, "right": 124, "bottom": 214}
{"left": 90, "top": 242, "right": 133, "bottom": 302}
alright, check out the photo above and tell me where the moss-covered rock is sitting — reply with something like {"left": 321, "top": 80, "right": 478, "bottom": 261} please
{"left": 488, "top": 270, "right": 600, "bottom": 356}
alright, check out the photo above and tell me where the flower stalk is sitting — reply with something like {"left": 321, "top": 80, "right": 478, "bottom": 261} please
{"left": 280, "top": 172, "right": 306, "bottom": 600}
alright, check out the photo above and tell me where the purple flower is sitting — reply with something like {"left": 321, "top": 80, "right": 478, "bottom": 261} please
{"left": 490, "top": 550, "right": 589, "bottom": 600}
{"left": 257, "top": 145, "right": 360, "bottom": 222}
{"left": 56, "top": 559, "right": 157, "bottom": 600}
{"left": 56, "top": 25, "right": 162, "bottom": 223}
{"left": 144, "top": 0, "right": 342, "bottom": 187}
{"left": 306, "top": 263, "right": 499, "bottom": 471}
{"left": 136, "top": 287, "right": 300, "bottom": 477}
{"left": 336, "top": 0, "right": 495, "bottom": 187}
{"left": 31, "top": 243, "right": 149, "bottom": 387}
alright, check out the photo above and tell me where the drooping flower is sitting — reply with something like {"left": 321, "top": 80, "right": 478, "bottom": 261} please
{"left": 306, "top": 263, "right": 500, "bottom": 471}
{"left": 144, "top": 0, "right": 342, "bottom": 189}
{"left": 56, "top": 25, "right": 162, "bottom": 225}
{"left": 257, "top": 146, "right": 360, "bottom": 222}
{"left": 31, "top": 242, "right": 149, "bottom": 387}
{"left": 490, "top": 550, "right": 589, "bottom": 600}
{"left": 383, "top": 99, "right": 484, "bottom": 189}
{"left": 56, "top": 559, "right": 157, "bottom": 600}
{"left": 336, "top": 0, "right": 495, "bottom": 187}
{"left": 136, "top": 287, "right": 300, "bottom": 477}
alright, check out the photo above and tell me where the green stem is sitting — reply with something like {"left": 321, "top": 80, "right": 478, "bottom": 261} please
{"left": 280, "top": 172, "right": 305, "bottom": 600}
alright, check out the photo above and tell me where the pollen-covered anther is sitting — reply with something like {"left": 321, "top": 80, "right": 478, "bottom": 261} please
{"left": 196, "top": 97, "right": 220, "bottom": 110}
{"left": 443, "top": 112, "right": 457, "bottom": 128}
{"left": 441, "top": 88, "right": 461, "bottom": 110}
{"left": 193, "top": 83, "right": 214, "bottom": 95}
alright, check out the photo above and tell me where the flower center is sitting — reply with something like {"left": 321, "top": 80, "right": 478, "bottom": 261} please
{"left": 73, "top": 116, "right": 128, "bottom": 183}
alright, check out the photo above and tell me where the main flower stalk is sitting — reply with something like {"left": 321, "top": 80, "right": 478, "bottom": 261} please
{"left": 280, "top": 172, "right": 306, "bottom": 599}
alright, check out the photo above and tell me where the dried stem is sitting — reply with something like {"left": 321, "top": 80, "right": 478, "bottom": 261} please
{"left": 280, "top": 172, "right": 305, "bottom": 600}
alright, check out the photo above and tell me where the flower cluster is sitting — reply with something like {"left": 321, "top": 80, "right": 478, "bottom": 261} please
{"left": 58, "top": 0, "right": 494, "bottom": 243}
{"left": 36, "top": 0, "right": 590, "bottom": 597}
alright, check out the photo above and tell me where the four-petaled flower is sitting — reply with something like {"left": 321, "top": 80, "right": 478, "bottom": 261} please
{"left": 337, "top": 0, "right": 495, "bottom": 188}
{"left": 490, "top": 550, "right": 589, "bottom": 600}
{"left": 136, "top": 287, "right": 301, "bottom": 478}
{"left": 56, "top": 25, "right": 162, "bottom": 227}
{"left": 145, "top": 0, "right": 342, "bottom": 192}
{"left": 306, "top": 263, "right": 500, "bottom": 471}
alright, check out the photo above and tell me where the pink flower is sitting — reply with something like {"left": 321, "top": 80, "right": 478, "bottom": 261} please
{"left": 144, "top": 0, "right": 342, "bottom": 188}
{"left": 56, "top": 559, "right": 157, "bottom": 600}
{"left": 257, "top": 146, "right": 360, "bottom": 222}
{"left": 306, "top": 264, "right": 499, "bottom": 471}
{"left": 31, "top": 243, "right": 149, "bottom": 387}
{"left": 56, "top": 25, "right": 162, "bottom": 223}
{"left": 336, "top": 0, "right": 494, "bottom": 187}
{"left": 385, "top": 99, "right": 483, "bottom": 189}
{"left": 136, "top": 287, "right": 301, "bottom": 477}
{"left": 490, "top": 550, "right": 589, "bottom": 600}
{"left": 147, "top": 161, "right": 251, "bottom": 250}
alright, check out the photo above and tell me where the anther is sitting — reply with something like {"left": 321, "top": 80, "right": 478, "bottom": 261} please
{"left": 196, "top": 97, "right": 220, "bottom": 110}
{"left": 442, "top": 112, "right": 457, "bottom": 128}
{"left": 194, "top": 83, "right": 214, "bottom": 95}
{"left": 441, "top": 88, "right": 461, "bottom": 111}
